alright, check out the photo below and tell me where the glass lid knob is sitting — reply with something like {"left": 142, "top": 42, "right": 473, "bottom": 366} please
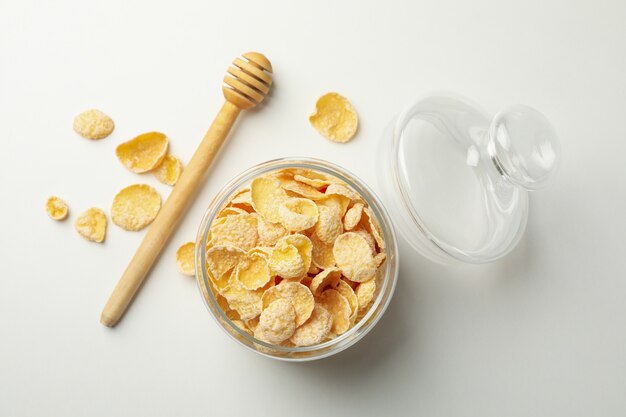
{"left": 488, "top": 104, "right": 561, "bottom": 191}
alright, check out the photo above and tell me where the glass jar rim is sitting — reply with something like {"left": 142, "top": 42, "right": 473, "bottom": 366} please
{"left": 195, "top": 157, "right": 399, "bottom": 360}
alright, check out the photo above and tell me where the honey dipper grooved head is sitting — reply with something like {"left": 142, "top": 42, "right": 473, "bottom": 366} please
{"left": 223, "top": 52, "right": 273, "bottom": 110}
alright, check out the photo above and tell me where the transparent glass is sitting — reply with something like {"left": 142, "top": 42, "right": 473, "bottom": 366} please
{"left": 195, "top": 158, "right": 399, "bottom": 361}
{"left": 377, "top": 93, "right": 560, "bottom": 264}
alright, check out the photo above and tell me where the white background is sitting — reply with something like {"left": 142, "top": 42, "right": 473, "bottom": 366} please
{"left": 1, "top": 0, "right": 625, "bottom": 416}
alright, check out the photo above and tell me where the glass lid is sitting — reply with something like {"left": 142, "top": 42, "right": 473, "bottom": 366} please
{"left": 387, "top": 94, "right": 560, "bottom": 264}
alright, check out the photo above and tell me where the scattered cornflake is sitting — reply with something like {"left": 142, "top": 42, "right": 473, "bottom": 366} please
{"left": 73, "top": 109, "right": 114, "bottom": 140}
{"left": 116, "top": 131, "right": 168, "bottom": 173}
{"left": 111, "top": 184, "right": 161, "bottom": 231}
{"left": 154, "top": 154, "right": 183, "bottom": 186}
{"left": 75, "top": 207, "right": 107, "bottom": 243}
{"left": 309, "top": 93, "right": 358, "bottom": 143}
{"left": 175, "top": 242, "right": 195, "bottom": 276}
{"left": 45, "top": 196, "right": 69, "bottom": 221}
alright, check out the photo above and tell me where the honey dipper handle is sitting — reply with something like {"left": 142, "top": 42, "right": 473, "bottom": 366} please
{"left": 100, "top": 101, "right": 241, "bottom": 327}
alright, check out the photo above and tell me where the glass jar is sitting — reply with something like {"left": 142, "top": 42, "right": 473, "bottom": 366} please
{"left": 377, "top": 93, "right": 560, "bottom": 264}
{"left": 195, "top": 158, "right": 399, "bottom": 361}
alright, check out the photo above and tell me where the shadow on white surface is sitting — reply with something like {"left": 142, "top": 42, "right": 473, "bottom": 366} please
{"left": 281, "top": 225, "right": 536, "bottom": 378}
{"left": 281, "top": 235, "right": 425, "bottom": 377}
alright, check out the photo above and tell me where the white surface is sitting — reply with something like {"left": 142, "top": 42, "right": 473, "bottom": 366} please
{"left": 1, "top": 0, "right": 625, "bottom": 416}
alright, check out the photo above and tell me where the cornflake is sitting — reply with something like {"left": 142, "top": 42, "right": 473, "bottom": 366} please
{"left": 279, "top": 179, "right": 326, "bottom": 200}
{"left": 361, "top": 207, "right": 386, "bottom": 250}
{"left": 206, "top": 245, "right": 245, "bottom": 281}
{"left": 310, "top": 267, "right": 341, "bottom": 296}
{"left": 356, "top": 279, "right": 377, "bottom": 313}
{"left": 202, "top": 167, "right": 387, "bottom": 347}
{"left": 335, "top": 279, "right": 359, "bottom": 324}
{"left": 293, "top": 173, "right": 334, "bottom": 190}
{"left": 230, "top": 190, "right": 253, "bottom": 210}
{"left": 210, "top": 213, "right": 258, "bottom": 251}
{"left": 73, "top": 109, "right": 114, "bottom": 140}
{"left": 236, "top": 252, "right": 271, "bottom": 290}
{"left": 281, "top": 234, "right": 312, "bottom": 272}
{"left": 290, "top": 305, "right": 332, "bottom": 347}
{"left": 269, "top": 239, "right": 306, "bottom": 279}
{"left": 317, "top": 194, "right": 350, "bottom": 217}
{"left": 232, "top": 319, "right": 253, "bottom": 336}
{"left": 311, "top": 233, "right": 336, "bottom": 269}
{"left": 154, "top": 155, "right": 183, "bottom": 186}
{"left": 262, "top": 282, "right": 314, "bottom": 326}
{"left": 176, "top": 242, "right": 195, "bottom": 276}
{"left": 116, "top": 131, "right": 168, "bottom": 173}
{"left": 333, "top": 232, "right": 376, "bottom": 282}
{"left": 46, "top": 196, "right": 69, "bottom": 221}
{"left": 309, "top": 93, "right": 358, "bottom": 143}
{"left": 278, "top": 198, "right": 318, "bottom": 231}
{"left": 314, "top": 205, "right": 343, "bottom": 245}
{"left": 251, "top": 177, "right": 287, "bottom": 223}
{"left": 257, "top": 217, "right": 288, "bottom": 246}
{"left": 111, "top": 184, "right": 161, "bottom": 231}
{"left": 218, "top": 207, "right": 249, "bottom": 218}
{"left": 255, "top": 299, "right": 296, "bottom": 344}
{"left": 222, "top": 279, "right": 263, "bottom": 321}
{"left": 317, "top": 289, "right": 351, "bottom": 335}
{"left": 352, "top": 227, "right": 377, "bottom": 255}
{"left": 326, "top": 183, "right": 362, "bottom": 203}
{"left": 343, "top": 202, "right": 364, "bottom": 231}
{"left": 75, "top": 207, "right": 107, "bottom": 243}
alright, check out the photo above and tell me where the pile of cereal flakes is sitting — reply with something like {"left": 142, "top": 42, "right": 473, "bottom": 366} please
{"left": 200, "top": 167, "right": 386, "bottom": 347}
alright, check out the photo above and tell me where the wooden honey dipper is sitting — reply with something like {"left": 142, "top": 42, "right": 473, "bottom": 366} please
{"left": 100, "top": 52, "right": 273, "bottom": 327}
